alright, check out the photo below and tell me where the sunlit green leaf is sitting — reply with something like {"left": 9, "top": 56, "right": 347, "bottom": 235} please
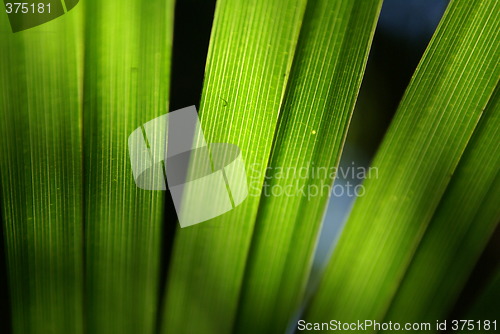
{"left": 307, "top": 0, "right": 500, "bottom": 325}
{"left": 383, "top": 84, "right": 499, "bottom": 325}
{"left": 0, "top": 8, "right": 84, "bottom": 334}
{"left": 160, "top": 0, "right": 307, "bottom": 333}
{"left": 83, "top": 0, "right": 174, "bottom": 333}
{"left": 234, "top": 1, "right": 383, "bottom": 333}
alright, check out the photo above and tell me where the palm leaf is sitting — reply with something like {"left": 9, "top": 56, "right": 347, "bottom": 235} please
{"left": 384, "top": 84, "right": 499, "bottom": 324}
{"left": 160, "top": 0, "right": 307, "bottom": 333}
{"left": 234, "top": 1, "right": 383, "bottom": 333}
{"left": 83, "top": 0, "right": 174, "bottom": 333}
{"left": 0, "top": 8, "right": 84, "bottom": 334}
{"left": 306, "top": 0, "right": 500, "bottom": 325}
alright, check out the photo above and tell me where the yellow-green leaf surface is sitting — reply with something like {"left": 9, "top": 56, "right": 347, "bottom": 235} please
{"left": 234, "top": 1, "right": 383, "bottom": 333}
{"left": 383, "top": 85, "right": 500, "bottom": 326}
{"left": 0, "top": 8, "right": 84, "bottom": 334}
{"left": 307, "top": 0, "right": 500, "bottom": 326}
{"left": 83, "top": 0, "right": 174, "bottom": 333}
{"left": 160, "top": 0, "right": 307, "bottom": 333}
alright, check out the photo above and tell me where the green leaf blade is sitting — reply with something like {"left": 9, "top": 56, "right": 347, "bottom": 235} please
{"left": 0, "top": 8, "right": 84, "bottom": 334}
{"left": 234, "top": 0, "right": 383, "bottom": 333}
{"left": 160, "top": 1, "right": 307, "bottom": 333}
{"left": 382, "top": 84, "right": 500, "bottom": 325}
{"left": 83, "top": 0, "right": 174, "bottom": 333}
{"left": 307, "top": 0, "right": 500, "bottom": 325}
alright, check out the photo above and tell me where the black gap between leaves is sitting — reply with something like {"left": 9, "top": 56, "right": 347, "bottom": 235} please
{"left": 155, "top": 0, "right": 217, "bottom": 332}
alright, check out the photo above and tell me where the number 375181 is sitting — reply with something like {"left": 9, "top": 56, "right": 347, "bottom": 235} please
{"left": 5, "top": 3, "right": 51, "bottom": 14}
